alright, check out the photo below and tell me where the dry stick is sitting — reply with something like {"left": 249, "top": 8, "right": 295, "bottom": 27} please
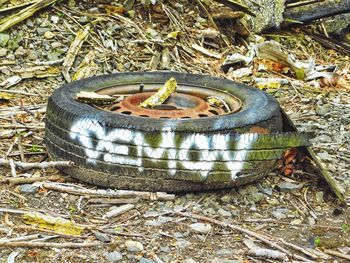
{"left": 324, "top": 249, "right": 350, "bottom": 261}
{"left": 0, "top": 241, "right": 104, "bottom": 248}
{"left": 0, "top": 159, "right": 73, "bottom": 169}
{"left": 42, "top": 182, "right": 175, "bottom": 201}
{"left": 0, "top": 0, "right": 59, "bottom": 32}
{"left": 0, "top": 175, "right": 68, "bottom": 185}
{"left": 174, "top": 211, "right": 294, "bottom": 258}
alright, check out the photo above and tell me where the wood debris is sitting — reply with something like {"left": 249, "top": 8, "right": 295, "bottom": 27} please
{"left": 0, "top": 0, "right": 58, "bottom": 32}
{"left": 62, "top": 25, "right": 90, "bottom": 82}
{"left": 139, "top": 77, "right": 177, "bottom": 108}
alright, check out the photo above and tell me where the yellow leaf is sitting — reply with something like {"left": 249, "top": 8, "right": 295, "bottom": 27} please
{"left": 166, "top": 31, "right": 182, "bottom": 40}
{"left": 22, "top": 212, "right": 85, "bottom": 236}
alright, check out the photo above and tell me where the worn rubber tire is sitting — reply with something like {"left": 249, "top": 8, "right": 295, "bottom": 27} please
{"left": 45, "top": 71, "right": 284, "bottom": 192}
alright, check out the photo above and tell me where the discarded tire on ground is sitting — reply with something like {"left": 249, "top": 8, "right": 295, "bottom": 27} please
{"left": 45, "top": 72, "right": 308, "bottom": 192}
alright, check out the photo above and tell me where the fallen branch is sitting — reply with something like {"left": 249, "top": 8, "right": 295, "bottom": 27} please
{"left": 324, "top": 249, "right": 350, "bottom": 261}
{"left": 0, "top": 175, "right": 68, "bottom": 185}
{"left": 0, "top": 0, "right": 59, "bottom": 32}
{"left": 173, "top": 211, "right": 319, "bottom": 261}
{"left": 0, "top": 241, "right": 104, "bottom": 248}
{"left": 62, "top": 24, "right": 90, "bottom": 82}
{"left": 243, "top": 239, "right": 287, "bottom": 260}
{"left": 0, "top": 159, "right": 73, "bottom": 170}
{"left": 42, "top": 182, "right": 176, "bottom": 201}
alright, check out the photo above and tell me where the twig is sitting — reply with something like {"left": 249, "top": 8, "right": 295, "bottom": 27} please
{"left": 105, "top": 204, "right": 135, "bottom": 219}
{"left": 0, "top": 0, "right": 59, "bottom": 32}
{"left": 243, "top": 239, "right": 287, "bottom": 260}
{"left": 0, "top": 175, "right": 68, "bottom": 185}
{"left": 42, "top": 182, "right": 176, "bottom": 201}
{"left": 173, "top": 211, "right": 292, "bottom": 257}
{"left": 0, "top": 159, "right": 74, "bottom": 169}
{"left": 0, "top": 89, "right": 38, "bottom": 96}
{"left": 0, "top": 241, "right": 104, "bottom": 248}
{"left": 324, "top": 249, "right": 350, "bottom": 260}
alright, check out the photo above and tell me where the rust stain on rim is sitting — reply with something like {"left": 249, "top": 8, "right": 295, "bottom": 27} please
{"left": 109, "top": 91, "right": 242, "bottom": 119}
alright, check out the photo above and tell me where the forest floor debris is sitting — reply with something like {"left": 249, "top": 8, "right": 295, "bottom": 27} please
{"left": 0, "top": 0, "right": 349, "bottom": 262}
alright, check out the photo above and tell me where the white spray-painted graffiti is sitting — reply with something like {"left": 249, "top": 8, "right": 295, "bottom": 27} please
{"left": 70, "top": 119, "right": 258, "bottom": 179}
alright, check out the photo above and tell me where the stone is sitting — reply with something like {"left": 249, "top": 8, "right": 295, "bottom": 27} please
{"left": 0, "top": 33, "right": 10, "bottom": 47}
{"left": 217, "top": 208, "right": 232, "bottom": 217}
{"left": 315, "top": 191, "right": 324, "bottom": 203}
{"left": 0, "top": 48, "right": 7, "bottom": 57}
{"left": 140, "top": 258, "right": 155, "bottom": 263}
{"left": 276, "top": 181, "right": 303, "bottom": 192}
{"left": 19, "top": 184, "right": 39, "bottom": 193}
{"left": 242, "top": 0, "right": 286, "bottom": 33}
{"left": 316, "top": 104, "right": 331, "bottom": 116}
{"left": 238, "top": 185, "right": 258, "bottom": 196}
{"left": 175, "top": 3, "right": 184, "bottom": 13}
{"left": 47, "top": 52, "right": 60, "bottom": 61}
{"left": 27, "top": 50, "right": 38, "bottom": 61}
{"left": 105, "top": 251, "right": 123, "bottom": 262}
{"left": 212, "top": 258, "right": 242, "bottom": 263}
{"left": 125, "top": 240, "right": 143, "bottom": 252}
{"left": 93, "top": 231, "right": 111, "bottom": 243}
{"left": 216, "top": 248, "right": 232, "bottom": 257}
{"left": 175, "top": 238, "right": 191, "bottom": 249}
{"left": 189, "top": 223, "right": 212, "bottom": 234}
{"left": 37, "top": 28, "right": 49, "bottom": 36}
{"left": 182, "top": 259, "right": 197, "bottom": 263}
{"left": 44, "top": 31, "right": 55, "bottom": 39}
{"left": 272, "top": 208, "right": 289, "bottom": 219}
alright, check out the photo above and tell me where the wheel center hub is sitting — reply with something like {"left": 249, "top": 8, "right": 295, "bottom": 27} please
{"left": 112, "top": 92, "right": 229, "bottom": 119}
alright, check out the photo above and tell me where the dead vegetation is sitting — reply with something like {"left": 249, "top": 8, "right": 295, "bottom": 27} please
{"left": 0, "top": 0, "right": 349, "bottom": 262}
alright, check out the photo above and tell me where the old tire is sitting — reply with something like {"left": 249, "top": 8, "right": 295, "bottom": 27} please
{"left": 46, "top": 71, "right": 284, "bottom": 192}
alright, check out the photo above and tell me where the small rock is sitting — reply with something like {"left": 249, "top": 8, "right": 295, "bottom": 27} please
{"left": 93, "top": 231, "right": 111, "bottom": 243}
{"left": 276, "top": 181, "right": 303, "bottom": 192}
{"left": 19, "top": 184, "right": 39, "bottom": 193}
{"left": 0, "top": 33, "right": 10, "bottom": 47}
{"left": 216, "top": 248, "right": 232, "bottom": 257}
{"left": 140, "top": 258, "right": 155, "bottom": 263}
{"left": 291, "top": 219, "right": 302, "bottom": 225}
{"left": 212, "top": 258, "right": 242, "bottom": 263}
{"left": 307, "top": 216, "right": 315, "bottom": 226}
{"left": 220, "top": 195, "right": 231, "bottom": 203}
{"left": 175, "top": 3, "right": 184, "bottom": 13}
{"left": 175, "top": 238, "right": 191, "bottom": 249}
{"left": 160, "top": 246, "right": 170, "bottom": 253}
{"left": 0, "top": 48, "right": 7, "bottom": 57}
{"left": 248, "top": 192, "right": 266, "bottom": 203}
{"left": 217, "top": 208, "right": 232, "bottom": 217}
{"left": 315, "top": 191, "right": 324, "bottom": 203}
{"left": 125, "top": 240, "right": 143, "bottom": 252}
{"left": 37, "top": 28, "right": 49, "bottom": 36}
{"left": 182, "top": 259, "right": 197, "bottom": 263}
{"left": 189, "top": 222, "right": 212, "bottom": 234}
{"left": 51, "top": 41, "right": 62, "bottom": 49}
{"left": 316, "top": 104, "right": 331, "bottom": 116}
{"left": 26, "top": 19, "right": 34, "bottom": 28}
{"left": 47, "top": 52, "right": 60, "bottom": 61}
{"left": 317, "top": 151, "right": 333, "bottom": 162}
{"left": 44, "top": 31, "right": 55, "bottom": 39}
{"left": 272, "top": 208, "right": 289, "bottom": 219}
{"left": 238, "top": 185, "right": 258, "bottom": 196}
{"left": 105, "top": 251, "right": 123, "bottom": 262}
{"left": 27, "top": 50, "right": 38, "bottom": 61}
{"left": 51, "top": 16, "right": 59, "bottom": 24}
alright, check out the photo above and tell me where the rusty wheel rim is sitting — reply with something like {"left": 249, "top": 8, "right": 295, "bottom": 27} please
{"left": 97, "top": 83, "right": 242, "bottom": 120}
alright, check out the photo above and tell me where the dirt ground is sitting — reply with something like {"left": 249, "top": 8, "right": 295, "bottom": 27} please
{"left": 0, "top": 1, "right": 349, "bottom": 262}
